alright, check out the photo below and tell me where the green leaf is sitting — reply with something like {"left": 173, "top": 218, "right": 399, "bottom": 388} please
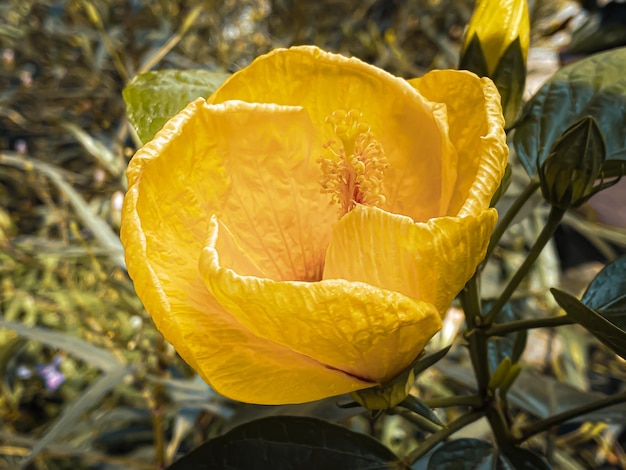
{"left": 123, "top": 69, "right": 230, "bottom": 144}
{"left": 413, "top": 345, "right": 451, "bottom": 376}
{"left": 169, "top": 416, "right": 405, "bottom": 470}
{"left": 399, "top": 394, "right": 445, "bottom": 430}
{"left": 500, "top": 447, "right": 552, "bottom": 470}
{"left": 551, "top": 287, "right": 626, "bottom": 359}
{"left": 427, "top": 440, "right": 551, "bottom": 470}
{"left": 514, "top": 47, "right": 626, "bottom": 177}
{"left": 568, "top": 10, "right": 626, "bottom": 55}
{"left": 487, "top": 304, "right": 526, "bottom": 372}
{"left": 581, "top": 256, "right": 626, "bottom": 315}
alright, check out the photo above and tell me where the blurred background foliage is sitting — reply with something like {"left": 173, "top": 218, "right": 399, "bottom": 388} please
{"left": 1, "top": 0, "right": 626, "bottom": 468}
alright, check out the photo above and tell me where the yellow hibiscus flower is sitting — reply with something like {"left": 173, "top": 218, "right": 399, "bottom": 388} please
{"left": 121, "top": 46, "right": 507, "bottom": 405}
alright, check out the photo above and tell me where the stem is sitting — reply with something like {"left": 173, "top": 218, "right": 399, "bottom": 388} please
{"left": 425, "top": 395, "right": 482, "bottom": 409}
{"left": 486, "top": 401, "right": 513, "bottom": 449}
{"left": 460, "top": 274, "right": 490, "bottom": 394}
{"left": 485, "top": 315, "right": 575, "bottom": 337}
{"left": 515, "top": 390, "right": 626, "bottom": 444}
{"left": 406, "top": 411, "right": 483, "bottom": 463}
{"left": 484, "top": 206, "right": 566, "bottom": 325}
{"left": 152, "top": 334, "right": 167, "bottom": 468}
{"left": 484, "top": 179, "right": 541, "bottom": 263}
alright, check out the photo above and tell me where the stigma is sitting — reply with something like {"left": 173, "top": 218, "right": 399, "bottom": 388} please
{"left": 318, "top": 109, "right": 388, "bottom": 216}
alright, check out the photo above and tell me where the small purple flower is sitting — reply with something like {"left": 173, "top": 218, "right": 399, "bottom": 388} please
{"left": 35, "top": 354, "right": 65, "bottom": 392}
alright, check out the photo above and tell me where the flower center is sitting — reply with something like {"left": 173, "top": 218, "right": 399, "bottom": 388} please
{"left": 317, "top": 109, "right": 388, "bottom": 216}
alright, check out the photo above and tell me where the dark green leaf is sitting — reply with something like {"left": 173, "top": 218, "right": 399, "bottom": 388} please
{"left": 487, "top": 304, "right": 526, "bottom": 372}
{"left": 551, "top": 288, "right": 626, "bottom": 359}
{"left": 500, "top": 447, "right": 552, "bottom": 470}
{"left": 399, "top": 395, "right": 445, "bottom": 429}
{"left": 413, "top": 345, "right": 451, "bottom": 376}
{"left": 514, "top": 47, "right": 626, "bottom": 177}
{"left": 428, "top": 440, "right": 551, "bottom": 470}
{"left": 427, "top": 439, "right": 493, "bottom": 470}
{"left": 169, "top": 416, "right": 405, "bottom": 470}
{"left": 123, "top": 69, "right": 230, "bottom": 144}
{"left": 568, "top": 10, "right": 626, "bottom": 55}
{"left": 581, "top": 256, "right": 626, "bottom": 316}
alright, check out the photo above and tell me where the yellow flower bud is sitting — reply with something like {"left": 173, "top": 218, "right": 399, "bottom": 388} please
{"left": 462, "top": 0, "right": 529, "bottom": 76}
{"left": 461, "top": 0, "right": 530, "bottom": 125}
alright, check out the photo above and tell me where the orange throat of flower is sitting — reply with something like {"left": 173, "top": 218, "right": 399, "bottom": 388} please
{"left": 318, "top": 109, "right": 389, "bottom": 216}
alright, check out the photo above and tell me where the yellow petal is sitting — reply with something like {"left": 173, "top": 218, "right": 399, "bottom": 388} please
{"left": 121, "top": 103, "right": 372, "bottom": 404}
{"left": 199, "top": 216, "right": 442, "bottom": 384}
{"left": 408, "top": 70, "right": 508, "bottom": 217}
{"left": 209, "top": 45, "right": 458, "bottom": 222}
{"left": 323, "top": 205, "right": 498, "bottom": 315}
{"left": 463, "top": 0, "right": 530, "bottom": 75}
{"left": 128, "top": 97, "right": 336, "bottom": 282}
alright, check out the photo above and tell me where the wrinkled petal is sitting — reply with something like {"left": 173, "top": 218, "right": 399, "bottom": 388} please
{"left": 199, "top": 216, "right": 442, "bottom": 384}
{"left": 209, "top": 45, "right": 458, "bottom": 223}
{"left": 323, "top": 205, "right": 498, "bottom": 315}
{"left": 408, "top": 71, "right": 508, "bottom": 217}
{"left": 127, "top": 97, "right": 336, "bottom": 282}
{"left": 121, "top": 105, "right": 372, "bottom": 404}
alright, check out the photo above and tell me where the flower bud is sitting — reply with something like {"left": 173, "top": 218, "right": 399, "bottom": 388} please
{"left": 460, "top": 0, "right": 530, "bottom": 126}
{"left": 539, "top": 116, "right": 618, "bottom": 210}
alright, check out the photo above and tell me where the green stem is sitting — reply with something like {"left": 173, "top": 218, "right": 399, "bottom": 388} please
{"left": 486, "top": 401, "right": 513, "bottom": 449}
{"left": 406, "top": 411, "right": 483, "bottom": 463}
{"left": 425, "top": 395, "right": 482, "bottom": 409}
{"left": 485, "top": 315, "right": 575, "bottom": 337}
{"left": 460, "top": 274, "right": 490, "bottom": 394}
{"left": 484, "top": 179, "right": 540, "bottom": 264}
{"left": 515, "top": 390, "right": 626, "bottom": 444}
{"left": 484, "top": 206, "right": 566, "bottom": 325}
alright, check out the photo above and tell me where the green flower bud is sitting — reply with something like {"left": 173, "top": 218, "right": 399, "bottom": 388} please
{"left": 539, "top": 116, "right": 618, "bottom": 210}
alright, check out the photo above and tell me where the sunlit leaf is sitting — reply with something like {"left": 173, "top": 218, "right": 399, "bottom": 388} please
{"left": 123, "top": 69, "right": 230, "bottom": 144}
{"left": 169, "top": 416, "right": 405, "bottom": 469}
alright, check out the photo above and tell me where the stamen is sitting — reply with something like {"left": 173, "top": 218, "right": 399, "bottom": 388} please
{"left": 318, "top": 109, "right": 388, "bottom": 216}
